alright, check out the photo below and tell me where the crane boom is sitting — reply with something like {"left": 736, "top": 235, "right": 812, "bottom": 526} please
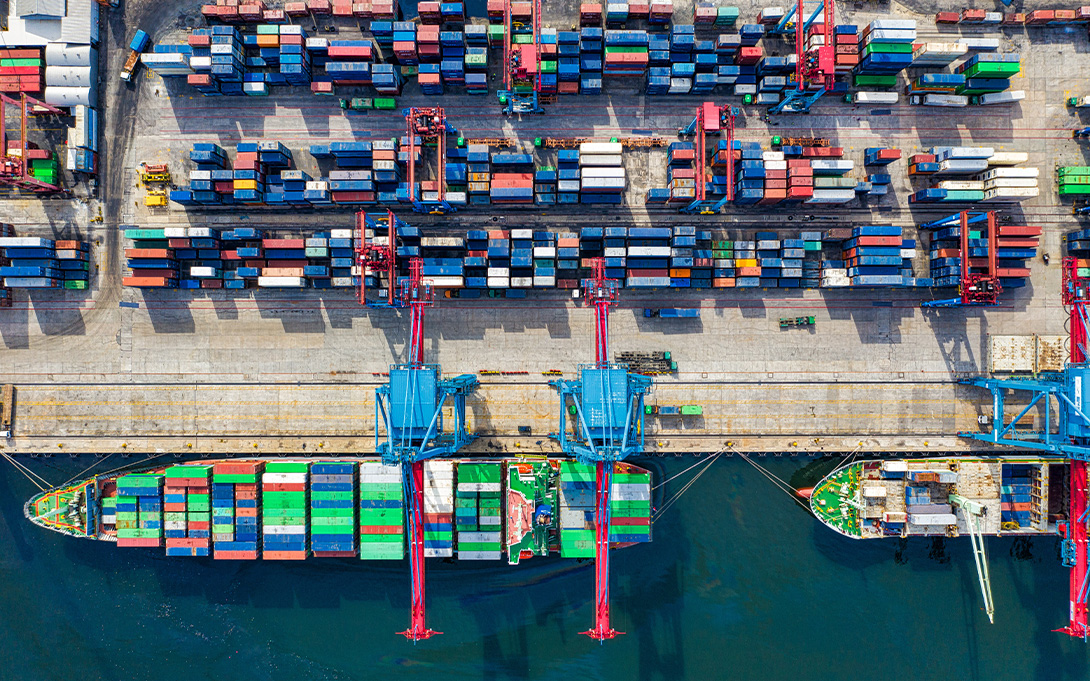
{"left": 949, "top": 493, "right": 995, "bottom": 624}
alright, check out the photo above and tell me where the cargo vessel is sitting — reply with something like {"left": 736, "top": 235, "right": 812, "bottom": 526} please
{"left": 808, "top": 456, "right": 1067, "bottom": 539}
{"left": 24, "top": 458, "right": 652, "bottom": 562}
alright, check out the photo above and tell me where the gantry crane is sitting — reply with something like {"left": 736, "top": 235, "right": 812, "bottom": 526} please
{"left": 769, "top": 0, "right": 836, "bottom": 114}
{"left": 678, "top": 102, "right": 738, "bottom": 214}
{"left": 921, "top": 211, "right": 1002, "bottom": 309}
{"left": 549, "top": 258, "right": 652, "bottom": 641}
{"left": 355, "top": 210, "right": 401, "bottom": 308}
{"left": 949, "top": 493, "right": 995, "bottom": 624}
{"left": 0, "top": 93, "right": 67, "bottom": 193}
{"left": 404, "top": 107, "right": 458, "bottom": 214}
{"left": 367, "top": 223, "right": 480, "bottom": 642}
{"left": 498, "top": 0, "right": 545, "bottom": 114}
{"left": 956, "top": 257, "right": 1090, "bottom": 639}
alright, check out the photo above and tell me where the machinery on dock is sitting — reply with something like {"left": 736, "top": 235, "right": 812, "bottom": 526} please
{"left": 355, "top": 210, "right": 403, "bottom": 308}
{"left": 0, "top": 93, "right": 67, "bottom": 193}
{"left": 498, "top": 0, "right": 545, "bottom": 114}
{"left": 403, "top": 107, "right": 458, "bottom": 214}
{"left": 920, "top": 211, "right": 1002, "bottom": 309}
{"left": 372, "top": 256, "right": 479, "bottom": 641}
{"left": 678, "top": 102, "right": 738, "bottom": 214}
{"left": 549, "top": 258, "right": 652, "bottom": 641}
{"left": 954, "top": 257, "right": 1090, "bottom": 639}
{"left": 769, "top": 0, "right": 836, "bottom": 114}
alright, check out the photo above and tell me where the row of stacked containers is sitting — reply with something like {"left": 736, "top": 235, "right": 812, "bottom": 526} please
{"left": 110, "top": 460, "right": 653, "bottom": 559}
{"left": 141, "top": 8, "right": 1025, "bottom": 106}
{"left": 123, "top": 223, "right": 933, "bottom": 290}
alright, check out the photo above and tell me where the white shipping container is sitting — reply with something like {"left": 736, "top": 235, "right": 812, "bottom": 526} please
{"left": 264, "top": 525, "right": 307, "bottom": 534}
{"left": 604, "top": 247, "right": 626, "bottom": 257}
{"left": 939, "top": 159, "right": 990, "bottom": 174}
{"left": 263, "top": 473, "right": 307, "bottom": 483}
{"left": 532, "top": 276, "right": 556, "bottom": 287}
{"left": 734, "top": 83, "right": 757, "bottom": 95}
{"left": 804, "top": 189, "right": 856, "bottom": 204}
{"left": 867, "top": 29, "right": 917, "bottom": 42}
{"left": 359, "top": 462, "right": 401, "bottom": 475}
{"left": 764, "top": 160, "right": 788, "bottom": 171}
{"left": 922, "top": 94, "right": 968, "bottom": 107}
{"left": 533, "top": 246, "right": 556, "bottom": 258}
{"left": 810, "top": 160, "right": 855, "bottom": 173}
{"left": 510, "top": 229, "right": 532, "bottom": 240}
{"left": 852, "top": 91, "right": 899, "bottom": 104}
{"left": 258, "top": 276, "right": 307, "bottom": 287}
{"left": 579, "top": 142, "right": 623, "bottom": 155}
{"left": 581, "top": 177, "right": 626, "bottom": 189}
{"left": 959, "top": 37, "right": 1001, "bottom": 51}
{"left": 421, "top": 276, "right": 464, "bottom": 288}
{"left": 189, "top": 171, "right": 211, "bottom": 181}
{"left": 935, "top": 180, "right": 984, "bottom": 190}
{"left": 330, "top": 228, "right": 353, "bottom": 239}
{"left": 305, "top": 181, "right": 329, "bottom": 191}
{"left": 580, "top": 167, "right": 626, "bottom": 178}
{"left": 425, "top": 548, "right": 454, "bottom": 557}
{"left": 762, "top": 151, "right": 785, "bottom": 162}
{"left": 487, "top": 267, "right": 509, "bottom": 277}
{"left": 870, "top": 19, "right": 917, "bottom": 30}
{"left": 511, "top": 277, "right": 532, "bottom": 287}
{"left": 306, "top": 38, "right": 329, "bottom": 50}
{"left": 486, "top": 277, "right": 510, "bottom": 287}
{"left": 457, "top": 483, "right": 502, "bottom": 493}
{"left": 985, "top": 151, "right": 1029, "bottom": 166}
{"left": 982, "top": 11, "right": 1002, "bottom": 23}
{"left": 189, "top": 56, "right": 213, "bottom": 70}
{"left": 628, "top": 246, "right": 672, "bottom": 257}
{"left": 978, "top": 90, "right": 1025, "bottom": 106}
{"left": 610, "top": 486, "right": 651, "bottom": 501}
{"left": 900, "top": 249, "right": 917, "bottom": 259}
{"left": 981, "top": 167, "right": 1039, "bottom": 180}
{"left": 331, "top": 277, "right": 354, "bottom": 288}
{"left": 982, "top": 188, "right": 1039, "bottom": 202}
{"left": 984, "top": 178, "right": 1038, "bottom": 189}
{"left": 579, "top": 154, "right": 624, "bottom": 167}
{"left": 908, "top": 513, "right": 958, "bottom": 526}
{"left": 163, "top": 227, "right": 188, "bottom": 237}
{"left": 189, "top": 266, "right": 218, "bottom": 278}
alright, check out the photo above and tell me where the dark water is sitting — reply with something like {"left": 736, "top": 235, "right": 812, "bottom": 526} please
{"left": 3, "top": 456, "right": 1089, "bottom": 681}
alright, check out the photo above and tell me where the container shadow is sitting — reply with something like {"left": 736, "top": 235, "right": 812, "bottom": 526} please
{"left": 0, "top": 302, "right": 30, "bottom": 349}
{"left": 136, "top": 291, "right": 197, "bottom": 335}
{"left": 27, "top": 291, "right": 89, "bottom": 337}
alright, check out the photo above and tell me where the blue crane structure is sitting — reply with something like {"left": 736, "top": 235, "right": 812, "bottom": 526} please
{"left": 549, "top": 258, "right": 653, "bottom": 641}
{"left": 370, "top": 252, "right": 480, "bottom": 642}
{"left": 769, "top": 0, "right": 836, "bottom": 114}
{"left": 678, "top": 102, "right": 738, "bottom": 214}
{"left": 498, "top": 0, "right": 545, "bottom": 114}
{"left": 920, "top": 211, "right": 1001, "bottom": 309}
{"left": 404, "top": 107, "right": 458, "bottom": 214}
{"left": 957, "top": 257, "right": 1090, "bottom": 639}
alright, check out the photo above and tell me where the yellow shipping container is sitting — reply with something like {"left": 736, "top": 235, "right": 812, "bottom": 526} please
{"left": 735, "top": 258, "right": 757, "bottom": 267}
{"left": 234, "top": 179, "right": 257, "bottom": 190}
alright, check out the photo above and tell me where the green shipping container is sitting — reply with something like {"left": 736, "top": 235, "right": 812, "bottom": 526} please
{"left": 264, "top": 462, "right": 308, "bottom": 473}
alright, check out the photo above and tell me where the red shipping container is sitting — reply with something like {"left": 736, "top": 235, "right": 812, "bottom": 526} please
{"left": 264, "top": 551, "right": 307, "bottom": 560}
{"left": 332, "top": 1, "right": 353, "bottom": 16}
{"left": 935, "top": 11, "right": 959, "bottom": 23}
{"left": 787, "top": 186, "right": 813, "bottom": 198}
{"left": 214, "top": 550, "right": 258, "bottom": 560}
{"left": 188, "top": 521, "right": 211, "bottom": 531}
{"left": 422, "top": 513, "right": 450, "bottom": 523}
{"left": 997, "top": 239, "right": 1040, "bottom": 248}
{"left": 1003, "top": 13, "right": 1025, "bottom": 24}
{"left": 360, "top": 525, "right": 402, "bottom": 535}
{"left": 164, "top": 503, "right": 187, "bottom": 512}
{"left": 117, "top": 537, "right": 162, "bottom": 547}
{"left": 126, "top": 248, "right": 174, "bottom": 258}
{"left": 765, "top": 169, "right": 787, "bottom": 179}
{"left": 960, "top": 8, "right": 986, "bottom": 22}
{"left": 313, "top": 550, "right": 357, "bottom": 558}
{"left": 280, "top": 34, "right": 304, "bottom": 46}
{"left": 1054, "top": 9, "right": 1077, "bottom": 22}
{"left": 998, "top": 225, "right": 1042, "bottom": 237}
{"left": 200, "top": 280, "right": 222, "bottom": 289}
{"left": 1026, "top": 9, "right": 1054, "bottom": 23}
{"left": 670, "top": 148, "right": 695, "bottom": 162}
{"left": 611, "top": 516, "right": 651, "bottom": 526}
{"left": 670, "top": 168, "right": 695, "bottom": 179}
{"left": 736, "top": 46, "right": 763, "bottom": 64}
{"left": 764, "top": 179, "right": 787, "bottom": 190}
{"left": 263, "top": 238, "right": 305, "bottom": 248}
{"left": 997, "top": 268, "right": 1031, "bottom": 277}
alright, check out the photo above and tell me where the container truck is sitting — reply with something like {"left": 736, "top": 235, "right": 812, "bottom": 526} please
{"left": 120, "top": 30, "right": 150, "bottom": 82}
{"left": 643, "top": 308, "right": 700, "bottom": 318}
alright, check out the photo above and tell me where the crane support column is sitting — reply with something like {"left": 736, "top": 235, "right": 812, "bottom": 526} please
{"left": 583, "top": 460, "right": 618, "bottom": 640}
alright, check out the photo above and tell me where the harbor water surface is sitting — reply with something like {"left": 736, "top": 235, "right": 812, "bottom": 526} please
{"left": 2, "top": 456, "right": 1088, "bottom": 680}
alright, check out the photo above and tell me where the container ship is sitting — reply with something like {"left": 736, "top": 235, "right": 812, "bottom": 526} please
{"left": 807, "top": 456, "right": 1067, "bottom": 539}
{"left": 24, "top": 458, "right": 651, "bottom": 561}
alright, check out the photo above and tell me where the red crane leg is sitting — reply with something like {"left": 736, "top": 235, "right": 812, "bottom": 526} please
{"left": 399, "top": 461, "right": 438, "bottom": 641}
{"left": 582, "top": 461, "right": 620, "bottom": 641}
{"left": 1066, "top": 462, "right": 1089, "bottom": 639}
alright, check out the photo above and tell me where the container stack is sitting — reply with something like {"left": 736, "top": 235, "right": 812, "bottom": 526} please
{"left": 627, "top": 227, "right": 670, "bottom": 288}
{"left": 490, "top": 152, "right": 534, "bottom": 205}
{"left": 420, "top": 235, "right": 466, "bottom": 289}
{"left": 604, "top": 29, "right": 649, "bottom": 79}
{"left": 955, "top": 53, "right": 1020, "bottom": 100}
{"left": 610, "top": 466, "right": 652, "bottom": 545}
{"left": 841, "top": 225, "right": 905, "bottom": 286}
{"left": 1001, "top": 463, "right": 1035, "bottom": 528}
{"left": 66, "top": 105, "right": 99, "bottom": 175}
{"left": 912, "top": 42, "right": 967, "bottom": 68}
{"left": 0, "top": 48, "right": 43, "bottom": 95}
{"left": 262, "top": 461, "right": 309, "bottom": 560}
{"left": 580, "top": 142, "right": 624, "bottom": 205}
{"left": 309, "top": 462, "right": 357, "bottom": 557}
{"left": 533, "top": 231, "right": 557, "bottom": 288}
{"left": 710, "top": 238, "right": 734, "bottom": 287}
{"left": 467, "top": 143, "right": 490, "bottom": 206}
{"left": 510, "top": 228, "right": 533, "bottom": 289}
{"left": 454, "top": 462, "right": 503, "bottom": 560}
{"left": 359, "top": 461, "right": 405, "bottom": 560}
{"left": 854, "top": 19, "right": 916, "bottom": 88}
{"left": 123, "top": 228, "right": 176, "bottom": 288}
{"left": 423, "top": 460, "right": 455, "bottom": 558}
{"left": 0, "top": 237, "right": 59, "bottom": 290}
{"left": 926, "top": 219, "right": 1038, "bottom": 290}
{"left": 324, "top": 38, "right": 375, "bottom": 86}
{"left": 163, "top": 464, "right": 212, "bottom": 557}
{"left": 464, "top": 230, "right": 487, "bottom": 289}
{"left": 486, "top": 229, "right": 510, "bottom": 289}
{"left": 1058, "top": 166, "right": 1090, "bottom": 198}
{"left": 558, "top": 461, "right": 595, "bottom": 558}
{"left": 556, "top": 231, "right": 580, "bottom": 288}
{"left": 115, "top": 474, "right": 164, "bottom": 548}
{"left": 212, "top": 461, "right": 262, "bottom": 560}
